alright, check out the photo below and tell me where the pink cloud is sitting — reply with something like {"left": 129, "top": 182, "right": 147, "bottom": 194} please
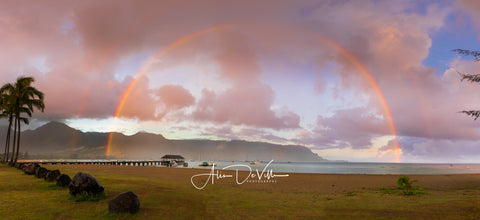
{"left": 192, "top": 31, "right": 300, "bottom": 129}
{"left": 457, "top": 0, "right": 480, "bottom": 31}
{"left": 157, "top": 85, "right": 195, "bottom": 110}
{"left": 115, "top": 76, "right": 158, "bottom": 120}
{"left": 304, "top": 107, "right": 390, "bottom": 149}
{"left": 2, "top": 0, "right": 480, "bottom": 161}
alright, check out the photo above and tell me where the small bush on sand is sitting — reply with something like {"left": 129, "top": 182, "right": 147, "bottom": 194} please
{"left": 397, "top": 176, "right": 423, "bottom": 195}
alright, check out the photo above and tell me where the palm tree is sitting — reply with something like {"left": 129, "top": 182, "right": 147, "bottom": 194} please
{"left": 0, "top": 84, "right": 15, "bottom": 164}
{"left": 0, "top": 76, "right": 44, "bottom": 165}
{"left": 0, "top": 94, "right": 7, "bottom": 163}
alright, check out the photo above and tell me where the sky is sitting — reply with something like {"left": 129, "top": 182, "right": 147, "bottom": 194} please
{"left": 2, "top": 0, "right": 480, "bottom": 163}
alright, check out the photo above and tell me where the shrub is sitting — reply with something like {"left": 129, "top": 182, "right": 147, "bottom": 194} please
{"left": 397, "top": 176, "right": 418, "bottom": 195}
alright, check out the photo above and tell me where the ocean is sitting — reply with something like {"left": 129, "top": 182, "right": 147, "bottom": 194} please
{"left": 177, "top": 161, "right": 480, "bottom": 174}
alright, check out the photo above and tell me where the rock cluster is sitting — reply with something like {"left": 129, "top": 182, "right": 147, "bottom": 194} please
{"left": 45, "top": 169, "right": 61, "bottom": 182}
{"left": 11, "top": 162, "right": 140, "bottom": 215}
{"left": 22, "top": 163, "right": 40, "bottom": 175}
{"left": 35, "top": 167, "right": 49, "bottom": 178}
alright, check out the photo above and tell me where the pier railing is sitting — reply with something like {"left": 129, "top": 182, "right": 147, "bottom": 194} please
{"left": 16, "top": 160, "right": 164, "bottom": 167}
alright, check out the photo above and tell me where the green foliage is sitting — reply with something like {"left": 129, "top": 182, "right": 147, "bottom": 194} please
{"left": 397, "top": 176, "right": 421, "bottom": 195}
{"left": 346, "top": 191, "right": 356, "bottom": 196}
{"left": 1, "top": 76, "right": 45, "bottom": 164}
{"left": 68, "top": 191, "right": 106, "bottom": 202}
{"left": 380, "top": 177, "right": 427, "bottom": 196}
{"left": 47, "top": 184, "right": 63, "bottom": 190}
{"left": 381, "top": 187, "right": 397, "bottom": 194}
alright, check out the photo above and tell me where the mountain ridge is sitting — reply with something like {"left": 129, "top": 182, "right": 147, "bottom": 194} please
{"left": 0, "top": 121, "right": 327, "bottom": 162}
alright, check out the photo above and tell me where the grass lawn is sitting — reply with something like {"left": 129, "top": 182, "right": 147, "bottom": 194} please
{"left": 0, "top": 164, "right": 479, "bottom": 219}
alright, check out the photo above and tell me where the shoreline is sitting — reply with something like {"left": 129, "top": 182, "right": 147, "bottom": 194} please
{"left": 42, "top": 164, "right": 480, "bottom": 193}
{"left": 3, "top": 164, "right": 480, "bottom": 219}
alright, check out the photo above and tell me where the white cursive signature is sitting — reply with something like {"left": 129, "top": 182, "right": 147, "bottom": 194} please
{"left": 191, "top": 160, "right": 289, "bottom": 190}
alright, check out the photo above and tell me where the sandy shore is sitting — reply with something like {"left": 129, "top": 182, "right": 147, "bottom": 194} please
{"left": 43, "top": 164, "right": 480, "bottom": 193}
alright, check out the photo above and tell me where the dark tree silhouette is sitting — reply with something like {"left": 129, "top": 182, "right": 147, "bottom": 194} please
{"left": 0, "top": 76, "right": 44, "bottom": 165}
{"left": 454, "top": 49, "right": 480, "bottom": 120}
{"left": 1, "top": 85, "right": 15, "bottom": 163}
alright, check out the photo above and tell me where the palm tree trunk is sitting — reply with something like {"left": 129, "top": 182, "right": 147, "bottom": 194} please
{"left": 2, "top": 135, "right": 6, "bottom": 163}
{"left": 3, "top": 128, "right": 8, "bottom": 163}
{"left": 4, "top": 114, "right": 12, "bottom": 163}
{"left": 3, "top": 121, "right": 10, "bottom": 163}
{"left": 3, "top": 132, "right": 8, "bottom": 163}
{"left": 10, "top": 111, "right": 17, "bottom": 165}
{"left": 14, "top": 112, "right": 21, "bottom": 164}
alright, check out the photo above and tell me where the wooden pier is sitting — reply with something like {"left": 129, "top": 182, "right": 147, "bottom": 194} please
{"left": 17, "top": 160, "right": 164, "bottom": 167}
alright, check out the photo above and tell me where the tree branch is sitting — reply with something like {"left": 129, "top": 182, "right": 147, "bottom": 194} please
{"left": 453, "top": 49, "right": 480, "bottom": 62}
{"left": 459, "top": 110, "right": 480, "bottom": 120}
{"left": 457, "top": 71, "right": 480, "bottom": 83}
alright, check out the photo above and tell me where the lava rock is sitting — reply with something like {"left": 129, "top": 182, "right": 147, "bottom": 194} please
{"left": 34, "top": 164, "right": 42, "bottom": 174}
{"left": 23, "top": 163, "right": 40, "bottom": 175}
{"left": 14, "top": 163, "right": 22, "bottom": 169}
{"left": 56, "top": 174, "right": 71, "bottom": 187}
{"left": 45, "top": 170, "right": 61, "bottom": 182}
{"left": 69, "top": 172, "right": 104, "bottom": 196}
{"left": 108, "top": 191, "right": 140, "bottom": 214}
{"left": 35, "top": 167, "right": 49, "bottom": 178}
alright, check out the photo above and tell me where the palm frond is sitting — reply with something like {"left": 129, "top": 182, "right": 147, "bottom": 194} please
{"left": 0, "top": 83, "right": 14, "bottom": 95}
{"left": 19, "top": 107, "right": 32, "bottom": 117}
{"left": 20, "top": 117, "right": 29, "bottom": 125}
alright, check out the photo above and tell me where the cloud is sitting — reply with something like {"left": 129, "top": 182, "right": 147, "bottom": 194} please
{"left": 2, "top": 0, "right": 480, "bottom": 162}
{"left": 157, "top": 85, "right": 195, "bottom": 110}
{"left": 115, "top": 76, "right": 159, "bottom": 120}
{"left": 301, "top": 107, "right": 390, "bottom": 149}
{"left": 192, "top": 31, "right": 300, "bottom": 129}
{"left": 381, "top": 136, "right": 480, "bottom": 162}
{"left": 457, "top": 0, "right": 480, "bottom": 31}
{"left": 155, "top": 84, "right": 195, "bottom": 118}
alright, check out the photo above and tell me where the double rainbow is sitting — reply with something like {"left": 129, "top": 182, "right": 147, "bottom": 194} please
{"left": 106, "top": 25, "right": 401, "bottom": 162}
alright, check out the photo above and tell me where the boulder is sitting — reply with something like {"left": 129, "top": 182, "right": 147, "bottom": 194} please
{"left": 108, "top": 191, "right": 140, "bottom": 214}
{"left": 14, "top": 163, "right": 23, "bottom": 169}
{"left": 23, "top": 163, "right": 40, "bottom": 175}
{"left": 35, "top": 167, "right": 49, "bottom": 178}
{"left": 69, "top": 172, "right": 104, "bottom": 196}
{"left": 56, "top": 174, "right": 71, "bottom": 187}
{"left": 45, "top": 170, "right": 61, "bottom": 182}
{"left": 34, "top": 164, "right": 42, "bottom": 174}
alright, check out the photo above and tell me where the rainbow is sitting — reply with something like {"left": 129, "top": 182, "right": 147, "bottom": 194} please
{"left": 106, "top": 25, "right": 401, "bottom": 162}
{"left": 405, "top": 70, "right": 432, "bottom": 137}
{"left": 106, "top": 25, "right": 231, "bottom": 156}
{"left": 315, "top": 36, "right": 401, "bottom": 162}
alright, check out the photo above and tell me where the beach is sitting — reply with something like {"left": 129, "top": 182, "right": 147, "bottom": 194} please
{"left": 44, "top": 164, "right": 480, "bottom": 193}
{"left": 2, "top": 164, "right": 479, "bottom": 219}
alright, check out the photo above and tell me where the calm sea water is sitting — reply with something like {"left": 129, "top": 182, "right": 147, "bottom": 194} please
{"left": 175, "top": 161, "right": 480, "bottom": 174}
